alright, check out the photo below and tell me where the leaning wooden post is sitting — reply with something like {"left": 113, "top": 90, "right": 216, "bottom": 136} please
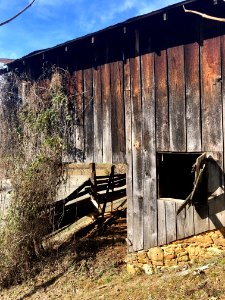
{"left": 90, "top": 163, "right": 98, "bottom": 208}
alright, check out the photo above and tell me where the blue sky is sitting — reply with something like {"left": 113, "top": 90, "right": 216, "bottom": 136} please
{"left": 0, "top": 0, "right": 180, "bottom": 59}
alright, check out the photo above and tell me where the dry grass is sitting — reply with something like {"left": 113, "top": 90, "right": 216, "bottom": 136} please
{"left": 2, "top": 215, "right": 225, "bottom": 300}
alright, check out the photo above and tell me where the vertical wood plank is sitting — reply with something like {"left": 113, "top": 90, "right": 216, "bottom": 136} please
{"left": 74, "top": 70, "right": 84, "bottom": 162}
{"left": 155, "top": 50, "right": 170, "bottom": 152}
{"left": 141, "top": 44, "right": 157, "bottom": 249}
{"left": 184, "top": 205, "right": 194, "bottom": 238}
{"left": 101, "top": 62, "right": 112, "bottom": 163}
{"left": 176, "top": 202, "right": 185, "bottom": 240}
{"left": 168, "top": 45, "right": 186, "bottom": 152}
{"left": 207, "top": 152, "right": 225, "bottom": 230}
{"left": 165, "top": 200, "right": 176, "bottom": 244}
{"left": 201, "top": 20, "right": 223, "bottom": 152}
{"left": 83, "top": 68, "right": 94, "bottom": 162}
{"left": 185, "top": 40, "right": 201, "bottom": 152}
{"left": 157, "top": 200, "right": 166, "bottom": 246}
{"left": 194, "top": 205, "right": 209, "bottom": 235}
{"left": 222, "top": 24, "right": 225, "bottom": 176}
{"left": 110, "top": 60, "right": 125, "bottom": 163}
{"left": 124, "top": 57, "right": 133, "bottom": 252}
{"left": 93, "top": 66, "right": 103, "bottom": 163}
{"left": 130, "top": 30, "right": 143, "bottom": 251}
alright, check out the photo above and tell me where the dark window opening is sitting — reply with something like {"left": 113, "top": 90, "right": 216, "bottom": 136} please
{"left": 157, "top": 152, "right": 203, "bottom": 200}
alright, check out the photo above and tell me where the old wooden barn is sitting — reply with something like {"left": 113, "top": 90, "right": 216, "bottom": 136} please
{"left": 4, "top": 0, "right": 225, "bottom": 253}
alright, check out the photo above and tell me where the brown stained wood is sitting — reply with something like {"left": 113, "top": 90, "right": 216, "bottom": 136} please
{"left": 168, "top": 45, "right": 186, "bottom": 152}
{"left": 201, "top": 21, "right": 223, "bottom": 152}
{"left": 157, "top": 200, "right": 166, "bottom": 246}
{"left": 141, "top": 50, "right": 157, "bottom": 249}
{"left": 155, "top": 50, "right": 169, "bottom": 152}
{"left": 93, "top": 66, "right": 103, "bottom": 163}
{"left": 83, "top": 68, "right": 94, "bottom": 162}
{"left": 74, "top": 70, "right": 84, "bottom": 162}
{"left": 124, "top": 58, "right": 133, "bottom": 252}
{"left": 185, "top": 42, "right": 201, "bottom": 152}
{"left": 110, "top": 61, "right": 125, "bottom": 163}
{"left": 165, "top": 200, "right": 176, "bottom": 244}
{"left": 130, "top": 30, "right": 143, "bottom": 251}
{"left": 101, "top": 63, "right": 112, "bottom": 163}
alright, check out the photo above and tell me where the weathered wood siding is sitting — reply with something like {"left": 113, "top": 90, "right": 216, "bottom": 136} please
{"left": 9, "top": 1, "right": 225, "bottom": 252}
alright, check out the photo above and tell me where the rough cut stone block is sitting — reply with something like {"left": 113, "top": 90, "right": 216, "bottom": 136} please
{"left": 127, "top": 264, "right": 143, "bottom": 275}
{"left": 147, "top": 247, "right": 164, "bottom": 262}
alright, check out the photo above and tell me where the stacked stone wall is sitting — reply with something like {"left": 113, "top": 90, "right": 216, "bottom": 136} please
{"left": 126, "top": 228, "right": 225, "bottom": 274}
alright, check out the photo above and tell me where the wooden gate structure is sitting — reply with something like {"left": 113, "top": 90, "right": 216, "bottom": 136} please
{"left": 4, "top": 0, "right": 225, "bottom": 252}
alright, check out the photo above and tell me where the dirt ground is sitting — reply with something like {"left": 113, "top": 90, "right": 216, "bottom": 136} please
{"left": 2, "top": 213, "right": 225, "bottom": 300}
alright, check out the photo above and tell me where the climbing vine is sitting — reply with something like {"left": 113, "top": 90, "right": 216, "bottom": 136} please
{"left": 0, "top": 67, "right": 74, "bottom": 286}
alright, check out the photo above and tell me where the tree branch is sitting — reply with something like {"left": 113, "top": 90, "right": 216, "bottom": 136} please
{"left": 183, "top": 5, "right": 225, "bottom": 23}
{"left": 0, "top": 0, "right": 36, "bottom": 27}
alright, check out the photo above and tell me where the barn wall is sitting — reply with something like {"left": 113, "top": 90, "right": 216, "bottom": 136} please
{"left": 8, "top": 1, "right": 225, "bottom": 252}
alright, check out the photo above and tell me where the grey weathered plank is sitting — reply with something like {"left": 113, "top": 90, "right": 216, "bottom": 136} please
{"left": 101, "top": 62, "right": 112, "bottom": 163}
{"left": 130, "top": 30, "right": 143, "bottom": 251}
{"left": 176, "top": 201, "right": 194, "bottom": 240}
{"left": 155, "top": 49, "right": 169, "bottom": 152}
{"left": 83, "top": 68, "right": 94, "bottom": 162}
{"left": 185, "top": 40, "right": 201, "bottom": 152}
{"left": 74, "top": 70, "right": 84, "bottom": 162}
{"left": 157, "top": 200, "right": 166, "bottom": 246}
{"left": 207, "top": 152, "right": 225, "bottom": 230}
{"left": 194, "top": 205, "right": 209, "bottom": 235}
{"left": 176, "top": 201, "right": 185, "bottom": 240}
{"left": 184, "top": 205, "right": 194, "bottom": 238}
{"left": 168, "top": 45, "right": 186, "bottom": 152}
{"left": 201, "top": 20, "right": 223, "bottom": 152}
{"left": 93, "top": 65, "right": 103, "bottom": 163}
{"left": 124, "top": 55, "right": 133, "bottom": 252}
{"left": 165, "top": 200, "right": 176, "bottom": 244}
{"left": 141, "top": 44, "right": 157, "bottom": 249}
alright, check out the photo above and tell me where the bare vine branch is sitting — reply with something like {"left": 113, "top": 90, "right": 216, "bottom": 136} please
{"left": 0, "top": 0, "right": 36, "bottom": 27}
{"left": 183, "top": 5, "right": 225, "bottom": 23}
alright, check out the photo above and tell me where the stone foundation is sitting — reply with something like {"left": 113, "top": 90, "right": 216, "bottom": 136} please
{"left": 126, "top": 228, "right": 225, "bottom": 275}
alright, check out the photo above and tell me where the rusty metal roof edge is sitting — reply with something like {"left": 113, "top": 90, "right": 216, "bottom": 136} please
{"left": 7, "top": 0, "right": 203, "bottom": 66}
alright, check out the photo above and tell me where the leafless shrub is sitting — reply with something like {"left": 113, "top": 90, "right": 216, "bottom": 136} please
{"left": 0, "top": 67, "right": 74, "bottom": 286}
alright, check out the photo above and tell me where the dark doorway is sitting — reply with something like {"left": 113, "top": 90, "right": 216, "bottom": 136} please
{"left": 157, "top": 152, "right": 203, "bottom": 200}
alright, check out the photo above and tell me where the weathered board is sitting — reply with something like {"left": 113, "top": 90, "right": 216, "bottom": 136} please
{"left": 74, "top": 70, "right": 84, "bottom": 162}
{"left": 185, "top": 39, "right": 201, "bottom": 152}
{"left": 201, "top": 20, "right": 223, "bottom": 152}
{"left": 155, "top": 49, "right": 169, "bottom": 152}
{"left": 130, "top": 30, "right": 144, "bottom": 251}
{"left": 141, "top": 39, "right": 157, "bottom": 249}
{"left": 111, "top": 60, "right": 125, "bottom": 163}
{"left": 168, "top": 44, "right": 186, "bottom": 152}
{"left": 83, "top": 68, "right": 94, "bottom": 162}
{"left": 101, "top": 61, "right": 112, "bottom": 163}
{"left": 93, "top": 65, "right": 103, "bottom": 162}
{"left": 124, "top": 56, "right": 133, "bottom": 252}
